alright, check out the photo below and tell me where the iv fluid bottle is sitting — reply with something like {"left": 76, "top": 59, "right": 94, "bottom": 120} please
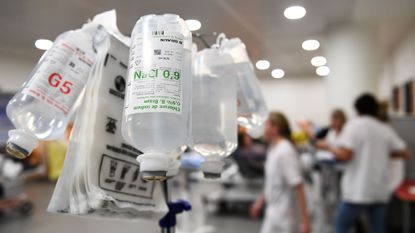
{"left": 6, "top": 25, "right": 99, "bottom": 159}
{"left": 192, "top": 48, "right": 237, "bottom": 178}
{"left": 220, "top": 38, "right": 268, "bottom": 138}
{"left": 123, "top": 14, "right": 192, "bottom": 180}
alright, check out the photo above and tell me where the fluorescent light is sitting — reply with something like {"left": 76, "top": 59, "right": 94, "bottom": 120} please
{"left": 35, "top": 39, "right": 53, "bottom": 50}
{"left": 185, "top": 19, "right": 201, "bottom": 31}
{"left": 311, "top": 56, "right": 327, "bottom": 67}
{"left": 302, "top": 39, "right": 320, "bottom": 51}
{"left": 316, "top": 66, "right": 330, "bottom": 76}
{"left": 256, "top": 60, "right": 270, "bottom": 70}
{"left": 284, "top": 6, "right": 306, "bottom": 20}
{"left": 271, "top": 69, "right": 285, "bottom": 79}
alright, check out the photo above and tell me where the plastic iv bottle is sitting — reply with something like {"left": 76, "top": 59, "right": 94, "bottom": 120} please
{"left": 192, "top": 48, "right": 238, "bottom": 178}
{"left": 123, "top": 14, "right": 192, "bottom": 181}
{"left": 6, "top": 25, "right": 101, "bottom": 159}
{"left": 220, "top": 38, "right": 269, "bottom": 138}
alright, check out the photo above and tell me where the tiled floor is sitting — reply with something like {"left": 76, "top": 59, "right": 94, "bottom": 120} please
{"left": 0, "top": 181, "right": 261, "bottom": 233}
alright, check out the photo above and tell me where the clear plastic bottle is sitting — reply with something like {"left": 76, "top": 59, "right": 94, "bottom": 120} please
{"left": 6, "top": 25, "right": 101, "bottom": 159}
{"left": 191, "top": 48, "right": 238, "bottom": 178}
{"left": 220, "top": 38, "right": 269, "bottom": 137}
{"left": 122, "top": 14, "right": 192, "bottom": 181}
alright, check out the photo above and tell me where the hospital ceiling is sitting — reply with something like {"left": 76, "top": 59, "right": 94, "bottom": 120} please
{"left": 0, "top": 0, "right": 414, "bottom": 78}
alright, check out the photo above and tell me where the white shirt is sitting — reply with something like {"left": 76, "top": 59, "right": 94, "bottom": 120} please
{"left": 263, "top": 139, "right": 302, "bottom": 233}
{"left": 337, "top": 116, "right": 406, "bottom": 203}
{"left": 326, "top": 129, "right": 341, "bottom": 147}
{"left": 315, "top": 129, "right": 341, "bottom": 161}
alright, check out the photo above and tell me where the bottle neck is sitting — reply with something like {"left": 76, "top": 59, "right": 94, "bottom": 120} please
{"left": 6, "top": 129, "right": 39, "bottom": 159}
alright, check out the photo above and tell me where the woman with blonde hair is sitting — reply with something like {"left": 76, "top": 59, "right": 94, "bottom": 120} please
{"left": 250, "top": 112, "right": 310, "bottom": 233}
{"left": 316, "top": 108, "right": 347, "bottom": 151}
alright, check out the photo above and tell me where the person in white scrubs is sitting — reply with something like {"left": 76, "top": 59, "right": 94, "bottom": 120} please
{"left": 318, "top": 109, "right": 347, "bottom": 149}
{"left": 320, "top": 94, "right": 410, "bottom": 233}
{"left": 315, "top": 109, "right": 347, "bottom": 232}
{"left": 250, "top": 112, "right": 311, "bottom": 233}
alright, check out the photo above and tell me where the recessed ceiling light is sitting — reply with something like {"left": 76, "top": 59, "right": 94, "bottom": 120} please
{"left": 35, "top": 39, "right": 53, "bottom": 50}
{"left": 271, "top": 69, "right": 285, "bottom": 79}
{"left": 256, "top": 60, "right": 270, "bottom": 70}
{"left": 185, "top": 19, "right": 202, "bottom": 31}
{"left": 311, "top": 56, "right": 327, "bottom": 67}
{"left": 316, "top": 66, "right": 330, "bottom": 76}
{"left": 284, "top": 6, "right": 306, "bottom": 20}
{"left": 302, "top": 39, "right": 320, "bottom": 51}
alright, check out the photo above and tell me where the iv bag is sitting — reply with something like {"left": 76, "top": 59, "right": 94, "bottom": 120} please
{"left": 122, "top": 14, "right": 192, "bottom": 181}
{"left": 220, "top": 38, "right": 269, "bottom": 138}
{"left": 191, "top": 48, "right": 238, "bottom": 178}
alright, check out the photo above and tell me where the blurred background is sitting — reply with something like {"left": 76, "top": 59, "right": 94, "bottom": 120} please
{"left": 0, "top": 0, "right": 415, "bottom": 233}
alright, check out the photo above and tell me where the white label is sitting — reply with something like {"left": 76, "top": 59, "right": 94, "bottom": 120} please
{"left": 126, "top": 31, "right": 184, "bottom": 115}
{"left": 23, "top": 39, "right": 94, "bottom": 115}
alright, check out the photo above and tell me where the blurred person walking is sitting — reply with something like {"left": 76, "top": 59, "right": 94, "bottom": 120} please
{"left": 315, "top": 109, "right": 347, "bottom": 233}
{"left": 250, "top": 112, "right": 311, "bottom": 233}
{"left": 320, "top": 94, "right": 410, "bottom": 233}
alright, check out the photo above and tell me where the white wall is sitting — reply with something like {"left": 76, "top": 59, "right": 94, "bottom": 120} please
{"left": 259, "top": 77, "right": 330, "bottom": 128}
{"left": 326, "top": 24, "right": 380, "bottom": 118}
{"left": 378, "top": 24, "right": 415, "bottom": 100}
{"left": 0, "top": 51, "right": 37, "bottom": 93}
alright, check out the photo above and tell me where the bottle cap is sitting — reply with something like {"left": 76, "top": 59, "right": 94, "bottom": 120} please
{"left": 201, "top": 160, "right": 225, "bottom": 179}
{"left": 137, "top": 152, "right": 169, "bottom": 181}
{"left": 6, "top": 129, "right": 39, "bottom": 159}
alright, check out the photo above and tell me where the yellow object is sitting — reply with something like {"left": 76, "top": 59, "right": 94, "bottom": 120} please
{"left": 45, "top": 140, "right": 67, "bottom": 181}
{"left": 292, "top": 131, "right": 309, "bottom": 146}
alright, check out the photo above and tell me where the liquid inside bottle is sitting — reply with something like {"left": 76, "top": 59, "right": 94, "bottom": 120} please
{"left": 191, "top": 48, "right": 238, "bottom": 178}
{"left": 220, "top": 38, "right": 269, "bottom": 136}
{"left": 122, "top": 14, "right": 192, "bottom": 180}
{"left": 6, "top": 25, "right": 101, "bottom": 158}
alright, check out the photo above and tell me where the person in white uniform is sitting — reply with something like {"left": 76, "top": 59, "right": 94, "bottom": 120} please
{"left": 320, "top": 94, "right": 410, "bottom": 233}
{"left": 250, "top": 112, "right": 311, "bottom": 233}
{"left": 315, "top": 109, "right": 347, "bottom": 232}
{"left": 323, "top": 109, "right": 347, "bottom": 148}
{"left": 316, "top": 109, "right": 348, "bottom": 160}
